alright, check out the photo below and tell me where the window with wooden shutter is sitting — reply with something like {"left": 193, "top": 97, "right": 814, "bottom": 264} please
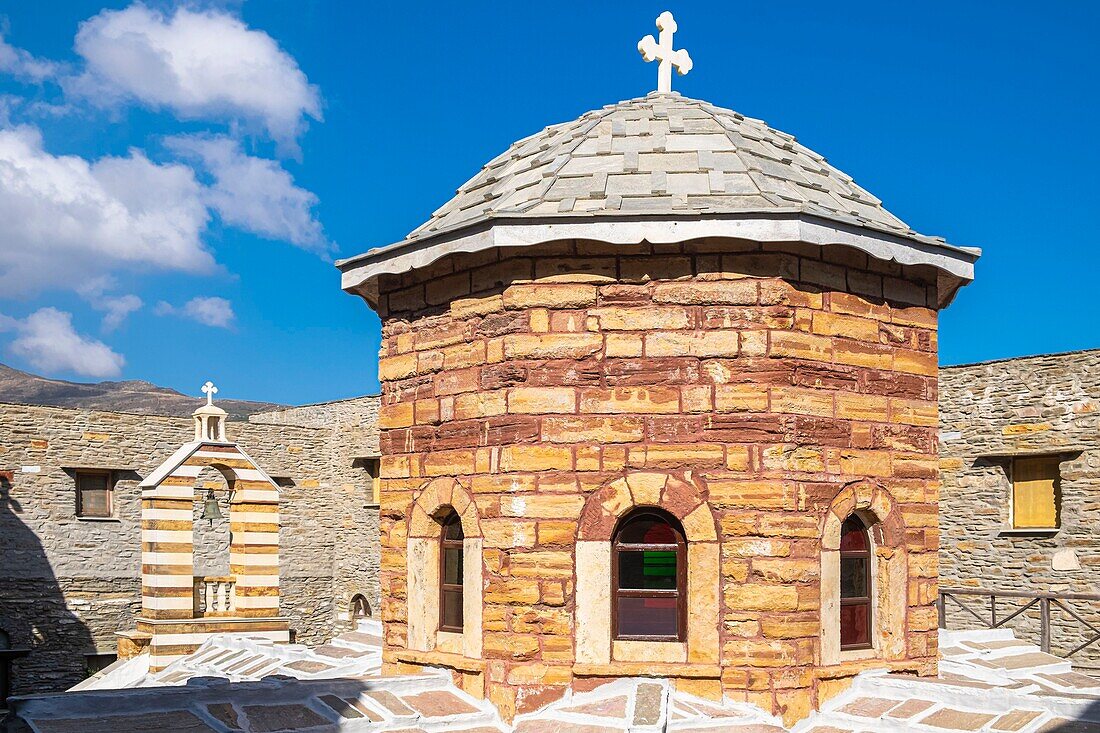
{"left": 75, "top": 470, "right": 114, "bottom": 518}
{"left": 1012, "top": 457, "right": 1060, "bottom": 529}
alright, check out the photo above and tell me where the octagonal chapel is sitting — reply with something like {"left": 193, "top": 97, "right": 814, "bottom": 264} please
{"left": 338, "top": 13, "right": 978, "bottom": 726}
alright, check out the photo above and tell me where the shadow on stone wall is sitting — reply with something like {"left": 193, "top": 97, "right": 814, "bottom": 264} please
{"left": 0, "top": 472, "right": 95, "bottom": 707}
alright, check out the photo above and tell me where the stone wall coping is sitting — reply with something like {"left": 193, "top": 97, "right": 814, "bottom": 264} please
{"left": 941, "top": 348, "right": 1100, "bottom": 371}
{"left": 134, "top": 616, "right": 292, "bottom": 627}
{"left": 975, "top": 447, "right": 1087, "bottom": 459}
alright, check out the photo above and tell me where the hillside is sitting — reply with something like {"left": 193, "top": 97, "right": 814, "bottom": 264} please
{"left": 0, "top": 363, "right": 284, "bottom": 419}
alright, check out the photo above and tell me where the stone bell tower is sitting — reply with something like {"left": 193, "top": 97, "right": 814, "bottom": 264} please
{"left": 117, "top": 382, "right": 290, "bottom": 671}
{"left": 338, "top": 12, "right": 977, "bottom": 725}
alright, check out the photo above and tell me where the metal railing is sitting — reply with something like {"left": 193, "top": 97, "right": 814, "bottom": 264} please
{"left": 193, "top": 576, "right": 236, "bottom": 617}
{"left": 939, "top": 587, "right": 1100, "bottom": 669}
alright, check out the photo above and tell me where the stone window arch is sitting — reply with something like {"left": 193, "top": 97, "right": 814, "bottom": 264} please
{"left": 576, "top": 472, "right": 718, "bottom": 667}
{"left": 820, "top": 482, "right": 907, "bottom": 665}
{"left": 612, "top": 508, "right": 686, "bottom": 641}
{"left": 406, "top": 478, "right": 483, "bottom": 659}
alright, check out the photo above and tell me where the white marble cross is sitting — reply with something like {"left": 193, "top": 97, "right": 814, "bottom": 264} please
{"left": 201, "top": 381, "right": 218, "bottom": 406}
{"left": 638, "top": 11, "right": 693, "bottom": 94}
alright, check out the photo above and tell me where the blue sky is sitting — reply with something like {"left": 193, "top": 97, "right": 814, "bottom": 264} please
{"left": 0, "top": 2, "right": 1096, "bottom": 405}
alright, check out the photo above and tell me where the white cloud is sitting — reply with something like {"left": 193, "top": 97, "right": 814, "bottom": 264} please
{"left": 71, "top": 4, "right": 321, "bottom": 143}
{"left": 0, "top": 32, "right": 59, "bottom": 82}
{"left": 0, "top": 124, "right": 214, "bottom": 295}
{"left": 77, "top": 278, "right": 143, "bottom": 332}
{"left": 168, "top": 134, "right": 330, "bottom": 253}
{"left": 156, "top": 296, "right": 235, "bottom": 328}
{"left": 2, "top": 307, "right": 125, "bottom": 378}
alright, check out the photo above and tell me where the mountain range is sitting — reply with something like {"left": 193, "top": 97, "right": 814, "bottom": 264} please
{"left": 0, "top": 363, "right": 284, "bottom": 419}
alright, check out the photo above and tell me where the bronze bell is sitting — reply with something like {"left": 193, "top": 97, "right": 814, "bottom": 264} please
{"left": 200, "top": 490, "right": 223, "bottom": 522}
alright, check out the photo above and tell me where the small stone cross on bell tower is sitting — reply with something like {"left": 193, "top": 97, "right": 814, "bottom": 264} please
{"left": 194, "top": 380, "right": 228, "bottom": 442}
{"left": 638, "top": 11, "right": 693, "bottom": 94}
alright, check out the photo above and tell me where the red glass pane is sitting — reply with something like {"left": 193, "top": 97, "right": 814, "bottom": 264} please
{"left": 840, "top": 602, "right": 870, "bottom": 647}
{"left": 840, "top": 516, "right": 868, "bottom": 551}
{"left": 618, "top": 515, "right": 678, "bottom": 544}
{"left": 617, "top": 596, "right": 677, "bottom": 637}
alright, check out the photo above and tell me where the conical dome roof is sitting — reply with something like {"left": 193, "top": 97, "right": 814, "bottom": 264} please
{"left": 409, "top": 92, "right": 911, "bottom": 243}
{"left": 339, "top": 93, "right": 977, "bottom": 304}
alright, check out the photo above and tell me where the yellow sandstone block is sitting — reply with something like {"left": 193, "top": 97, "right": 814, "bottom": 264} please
{"left": 507, "top": 387, "right": 576, "bottom": 414}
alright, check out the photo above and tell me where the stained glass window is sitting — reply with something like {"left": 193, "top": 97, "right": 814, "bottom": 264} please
{"left": 612, "top": 509, "right": 685, "bottom": 641}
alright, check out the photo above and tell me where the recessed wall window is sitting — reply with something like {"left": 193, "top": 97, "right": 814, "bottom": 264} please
{"left": 612, "top": 509, "right": 685, "bottom": 641}
{"left": 84, "top": 653, "right": 117, "bottom": 676}
{"left": 365, "top": 458, "right": 380, "bottom": 505}
{"left": 839, "top": 514, "right": 872, "bottom": 650}
{"left": 439, "top": 510, "right": 464, "bottom": 633}
{"left": 75, "top": 470, "right": 114, "bottom": 518}
{"left": 1012, "top": 456, "right": 1060, "bottom": 529}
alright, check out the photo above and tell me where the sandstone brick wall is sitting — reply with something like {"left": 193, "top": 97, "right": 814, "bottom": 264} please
{"left": 939, "top": 350, "right": 1100, "bottom": 668}
{"left": 373, "top": 238, "right": 942, "bottom": 724}
{"left": 0, "top": 400, "right": 380, "bottom": 695}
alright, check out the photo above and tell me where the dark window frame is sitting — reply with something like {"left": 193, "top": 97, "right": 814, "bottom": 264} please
{"left": 75, "top": 469, "right": 115, "bottom": 518}
{"left": 438, "top": 510, "right": 464, "bottom": 634}
{"left": 839, "top": 514, "right": 873, "bottom": 651}
{"left": 611, "top": 508, "right": 687, "bottom": 643}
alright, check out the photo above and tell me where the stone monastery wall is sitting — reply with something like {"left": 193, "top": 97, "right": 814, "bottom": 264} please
{"left": 374, "top": 238, "right": 942, "bottom": 724}
{"left": 0, "top": 400, "right": 380, "bottom": 695}
{"left": 939, "top": 350, "right": 1100, "bottom": 667}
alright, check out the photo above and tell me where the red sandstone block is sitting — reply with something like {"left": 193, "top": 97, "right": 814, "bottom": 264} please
{"left": 605, "top": 357, "right": 701, "bottom": 386}
{"left": 453, "top": 391, "right": 508, "bottom": 420}
{"left": 720, "top": 253, "right": 799, "bottom": 280}
{"left": 378, "top": 353, "right": 418, "bottom": 381}
{"left": 524, "top": 359, "right": 602, "bottom": 387}
{"left": 535, "top": 256, "right": 617, "bottom": 282}
{"left": 828, "top": 448, "right": 893, "bottom": 477}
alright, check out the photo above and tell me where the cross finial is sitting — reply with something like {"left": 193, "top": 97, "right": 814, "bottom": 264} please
{"left": 201, "top": 381, "right": 218, "bottom": 406}
{"left": 638, "top": 11, "right": 692, "bottom": 94}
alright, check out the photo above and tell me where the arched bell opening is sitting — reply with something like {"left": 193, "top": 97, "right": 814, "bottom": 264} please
{"left": 192, "top": 465, "right": 234, "bottom": 617}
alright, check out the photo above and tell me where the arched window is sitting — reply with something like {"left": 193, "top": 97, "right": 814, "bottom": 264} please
{"left": 439, "top": 510, "right": 464, "bottom": 633}
{"left": 612, "top": 509, "right": 685, "bottom": 641}
{"left": 840, "top": 514, "right": 872, "bottom": 650}
{"left": 350, "top": 594, "right": 371, "bottom": 623}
